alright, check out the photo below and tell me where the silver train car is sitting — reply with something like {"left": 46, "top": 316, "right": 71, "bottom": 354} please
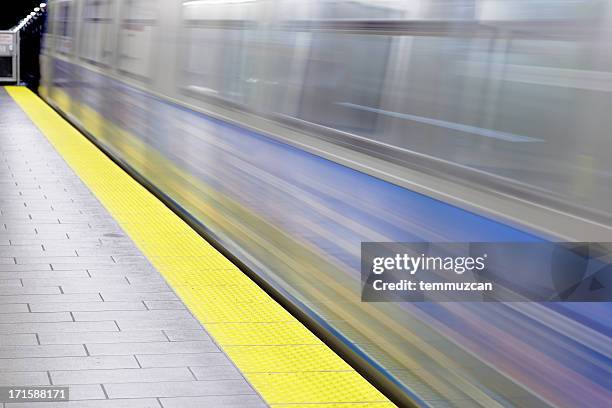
{"left": 40, "top": 1, "right": 612, "bottom": 407}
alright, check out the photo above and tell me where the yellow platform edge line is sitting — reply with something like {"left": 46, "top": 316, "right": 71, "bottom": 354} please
{"left": 5, "top": 86, "right": 395, "bottom": 407}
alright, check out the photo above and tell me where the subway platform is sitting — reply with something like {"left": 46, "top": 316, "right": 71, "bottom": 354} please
{"left": 0, "top": 87, "right": 391, "bottom": 408}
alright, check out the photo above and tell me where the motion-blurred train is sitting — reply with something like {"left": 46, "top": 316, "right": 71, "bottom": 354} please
{"left": 40, "top": 1, "right": 612, "bottom": 407}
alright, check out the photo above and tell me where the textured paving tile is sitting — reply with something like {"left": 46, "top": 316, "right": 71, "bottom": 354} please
{"left": 39, "top": 331, "right": 168, "bottom": 345}
{"left": 60, "top": 384, "right": 106, "bottom": 400}
{"left": 86, "top": 341, "right": 217, "bottom": 356}
{"left": 0, "top": 287, "right": 61, "bottom": 295}
{"left": 51, "top": 263, "right": 124, "bottom": 271}
{"left": 0, "top": 270, "right": 90, "bottom": 279}
{"left": 0, "top": 264, "right": 52, "bottom": 272}
{"left": 143, "top": 301, "right": 186, "bottom": 310}
{"left": 163, "top": 330, "right": 210, "bottom": 342}
{"left": 89, "top": 269, "right": 158, "bottom": 278}
{"left": 136, "top": 353, "right": 234, "bottom": 368}
{"left": 0, "top": 312, "right": 72, "bottom": 323}
{"left": 115, "top": 319, "right": 203, "bottom": 331}
{"left": 0, "top": 371, "right": 50, "bottom": 386}
{"left": 73, "top": 310, "right": 192, "bottom": 321}
{"left": 0, "top": 88, "right": 267, "bottom": 407}
{"left": 0, "top": 304, "right": 29, "bottom": 313}
{"left": 0, "top": 333, "right": 38, "bottom": 346}
{"left": 0, "top": 321, "right": 118, "bottom": 334}
{"left": 0, "top": 344, "right": 86, "bottom": 358}
{"left": 159, "top": 395, "right": 267, "bottom": 408}
{"left": 104, "top": 380, "right": 255, "bottom": 399}
{"left": 50, "top": 367, "right": 194, "bottom": 385}
{"left": 61, "top": 283, "right": 169, "bottom": 294}
{"left": 0, "top": 280, "right": 22, "bottom": 288}
{"left": 77, "top": 248, "right": 146, "bottom": 257}
{"left": 0, "top": 355, "right": 139, "bottom": 371}
{"left": 6, "top": 398, "right": 162, "bottom": 407}
{"left": 0, "top": 246, "right": 45, "bottom": 256}
{"left": 30, "top": 301, "right": 147, "bottom": 312}
{"left": 100, "top": 292, "right": 179, "bottom": 302}
{"left": 190, "top": 365, "right": 244, "bottom": 381}
{"left": 0, "top": 294, "right": 102, "bottom": 303}
{"left": 16, "top": 256, "right": 115, "bottom": 265}
{"left": 22, "top": 277, "right": 130, "bottom": 287}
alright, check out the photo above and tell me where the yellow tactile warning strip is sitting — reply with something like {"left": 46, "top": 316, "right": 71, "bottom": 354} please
{"left": 6, "top": 86, "right": 395, "bottom": 408}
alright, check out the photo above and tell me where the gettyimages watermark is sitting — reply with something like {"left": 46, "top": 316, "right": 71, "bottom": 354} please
{"left": 361, "top": 242, "right": 612, "bottom": 302}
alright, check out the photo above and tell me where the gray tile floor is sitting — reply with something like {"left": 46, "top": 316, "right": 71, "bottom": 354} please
{"left": 0, "top": 89, "right": 267, "bottom": 407}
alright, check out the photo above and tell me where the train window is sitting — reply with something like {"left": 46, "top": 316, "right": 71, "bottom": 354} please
{"left": 43, "top": 1, "right": 57, "bottom": 54}
{"left": 182, "top": 27, "right": 258, "bottom": 106}
{"left": 55, "top": 0, "right": 74, "bottom": 55}
{"left": 477, "top": 0, "right": 597, "bottom": 21}
{"left": 279, "top": 31, "right": 390, "bottom": 136}
{"left": 117, "top": 0, "right": 158, "bottom": 79}
{"left": 80, "top": 0, "right": 115, "bottom": 66}
{"left": 179, "top": 1, "right": 260, "bottom": 106}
